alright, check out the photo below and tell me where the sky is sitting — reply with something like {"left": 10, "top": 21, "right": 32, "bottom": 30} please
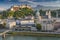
{"left": 0, "top": 0, "right": 60, "bottom": 10}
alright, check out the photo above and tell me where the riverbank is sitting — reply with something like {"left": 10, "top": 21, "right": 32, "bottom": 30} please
{"left": 6, "top": 31, "right": 60, "bottom": 37}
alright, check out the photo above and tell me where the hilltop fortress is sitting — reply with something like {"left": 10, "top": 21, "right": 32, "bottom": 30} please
{"left": 10, "top": 4, "right": 32, "bottom": 11}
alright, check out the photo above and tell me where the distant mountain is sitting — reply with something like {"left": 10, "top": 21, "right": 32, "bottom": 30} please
{"left": 30, "top": 0, "right": 57, "bottom": 2}
{"left": 34, "top": 5, "right": 60, "bottom": 10}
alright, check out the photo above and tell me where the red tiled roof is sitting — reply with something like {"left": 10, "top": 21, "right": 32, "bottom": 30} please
{"left": 13, "top": 7, "right": 19, "bottom": 11}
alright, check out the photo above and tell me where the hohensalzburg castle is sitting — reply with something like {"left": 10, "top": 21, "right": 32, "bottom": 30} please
{"left": 10, "top": 4, "right": 32, "bottom": 11}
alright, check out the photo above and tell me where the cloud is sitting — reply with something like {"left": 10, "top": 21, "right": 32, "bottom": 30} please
{"left": 18, "top": 0, "right": 28, "bottom": 2}
{"left": 16, "top": 0, "right": 60, "bottom": 7}
{"left": 0, "top": 7, "right": 6, "bottom": 11}
{"left": 27, "top": 0, "right": 60, "bottom": 7}
{"left": 1, "top": 0, "right": 60, "bottom": 9}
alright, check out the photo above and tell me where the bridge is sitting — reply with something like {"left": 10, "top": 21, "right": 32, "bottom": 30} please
{"left": 0, "top": 30, "right": 11, "bottom": 38}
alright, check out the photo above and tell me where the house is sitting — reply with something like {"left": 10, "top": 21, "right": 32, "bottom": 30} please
{"left": 6, "top": 20, "right": 16, "bottom": 29}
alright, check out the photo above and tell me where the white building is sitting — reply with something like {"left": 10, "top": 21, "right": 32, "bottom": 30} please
{"left": 15, "top": 19, "right": 37, "bottom": 31}
{"left": 41, "top": 19, "right": 54, "bottom": 31}
{"left": 25, "top": 16, "right": 34, "bottom": 20}
{"left": 35, "top": 10, "right": 54, "bottom": 31}
{"left": 6, "top": 20, "right": 16, "bottom": 29}
{"left": 20, "top": 20, "right": 34, "bottom": 25}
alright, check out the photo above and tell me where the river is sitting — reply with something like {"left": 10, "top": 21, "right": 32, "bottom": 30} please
{"left": 0, "top": 36, "right": 60, "bottom": 40}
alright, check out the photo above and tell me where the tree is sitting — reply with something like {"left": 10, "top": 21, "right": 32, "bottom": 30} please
{"left": 36, "top": 24, "right": 42, "bottom": 30}
{"left": 51, "top": 11, "right": 56, "bottom": 17}
{"left": 7, "top": 11, "right": 14, "bottom": 18}
{"left": 14, "top": 7, "right": 34, "bottom": 18}
{"left": 14, "top": 10, "right": 24, "bottom": 18}
{"left": 0, "top": 15, "right": 2, "bottom": 19}
{"left": 39, "top": 9, "right": 46, "bottom": 16}
{"left": 19, "top": 7, "right": 34, "bottom": 16}
{"left": 1, "top": 7, "right": 34, "bottom": 19}
{"left": 2, "top": 11, "right": 14, "bottom": 19}
{"left": 2, "top": 11, "right": 8, "bottom": 18}
{"left": 3, "top": 22, "right": 6, "bottom": 27}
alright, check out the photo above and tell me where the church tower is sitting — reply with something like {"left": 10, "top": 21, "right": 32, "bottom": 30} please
{"left": 46, "top": 10, "right": 51, "bottom": 19}
{"left": 36, "top": 10, "right": 41, "bottom": 24}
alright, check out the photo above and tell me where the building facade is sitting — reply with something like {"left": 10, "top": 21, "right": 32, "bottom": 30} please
{"left": 6, "top": 20, "right": 16, "bottom": 29}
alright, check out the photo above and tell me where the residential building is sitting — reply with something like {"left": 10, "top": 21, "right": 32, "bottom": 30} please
{"left": 6, "top": 20, "right": 16, "bottom": 29}
{"left": 25, "top": 16, "right": 34, "bottom": 20}
{"left": 20, "top": 20, "right": 34, "bottom": 25}
{"left": 41, "top": 19, "right": 54, "bottom": 31}
{"left": 54, "top": 19, "right": 60, "bottom": 31}
{"left": 15, "top": 18, "right": 37, "bottom": 31}
{"left": 15, "top": 27, "right": 31, "bottom": 31}
{"left": 14, "top": 26, "right": 37, "bottom": 31}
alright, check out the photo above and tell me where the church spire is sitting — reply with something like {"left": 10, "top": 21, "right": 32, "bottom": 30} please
{"left": 36, "top": 10, "right": 41, "bottom": 24}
